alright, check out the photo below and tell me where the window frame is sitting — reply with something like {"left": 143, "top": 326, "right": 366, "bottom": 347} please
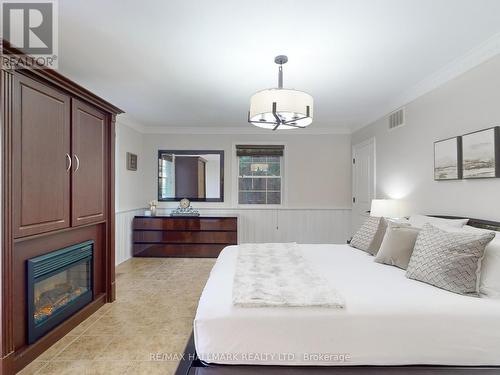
{"left": 232, "top": 142, "right": 287, "bottom": 208}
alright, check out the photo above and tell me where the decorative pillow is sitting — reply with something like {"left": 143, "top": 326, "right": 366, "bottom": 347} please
{"left": 374, "top": 222, "right": 420, "bottom": 269}
{"left": 350, "top": 217, "right": 387, "bottom": 255}
{"left": 409, "top": 214, "right": 468, "bottom": 229}
{"left": 462, "top": 226, "right": 500, "bottom": 298}
{"left": 406, "top": 224, "right": 495, "bottom": 296}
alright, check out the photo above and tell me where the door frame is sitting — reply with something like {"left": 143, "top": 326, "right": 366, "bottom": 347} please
{"left": 351, "top": 137, "right": 376, "bottom": 226}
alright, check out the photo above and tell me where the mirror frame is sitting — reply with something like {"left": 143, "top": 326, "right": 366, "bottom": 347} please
{"left": 157, "top": 150, "right": 224, "bottom": 202}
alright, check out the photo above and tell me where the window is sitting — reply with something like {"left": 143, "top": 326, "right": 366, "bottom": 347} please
{"left": 236, "top": 145, "right": 283, "bottom": 205}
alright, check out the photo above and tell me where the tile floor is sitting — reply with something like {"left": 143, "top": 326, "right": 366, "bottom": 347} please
{"left": 19, "top": 257, "right": 216, "bottom": 375}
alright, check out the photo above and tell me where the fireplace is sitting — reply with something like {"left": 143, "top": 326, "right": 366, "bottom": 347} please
{"left": 27, "top": 241, "right": 94, "bottom": 344}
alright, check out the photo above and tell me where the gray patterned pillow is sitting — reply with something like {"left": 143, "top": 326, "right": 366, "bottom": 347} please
{"left": 350, "top": 216, "right": 387, "bottom": 255}
{"left": 406, "top": 224, "right": 495, "bottom": 296}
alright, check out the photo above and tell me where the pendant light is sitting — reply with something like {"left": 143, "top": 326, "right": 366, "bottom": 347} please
{"left": 248, "top": 55, "right": 313, "bottom": 130}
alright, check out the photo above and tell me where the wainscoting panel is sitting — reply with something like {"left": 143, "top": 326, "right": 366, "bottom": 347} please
{"left": 116, "top": 208, "right": 352, "bottom": 264}
{"left": 115, "top": 209, "right": 144, "bottom": 265}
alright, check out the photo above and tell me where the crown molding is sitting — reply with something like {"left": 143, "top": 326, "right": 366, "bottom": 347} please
{"left": 126, "top": 125, "right": 351, "bottom": 135}
{"left": 352, "top": 31, "right": 500, "bottom": 133}
{"left": 115, "top": 115, "right": 146, "bottom": 133}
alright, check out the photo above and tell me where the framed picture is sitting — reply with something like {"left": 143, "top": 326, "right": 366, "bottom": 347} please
{"left": 462, "top": 127, "right": 500, "bottom": 179}
{"left": 434, "top": 136, "right": 462, "bottom": 180}
{"left": 126, "top": 152, "right": 138, "bottom": 171}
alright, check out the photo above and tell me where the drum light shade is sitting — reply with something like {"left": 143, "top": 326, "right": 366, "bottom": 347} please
{"left": 370, "top": 199, "right": 403, "bottom": 218}
{"left": 248, "top": 55, "right": 314, "bottom": 130}
{"left": 249, "top": 89, "right": 314, "bottom": 130}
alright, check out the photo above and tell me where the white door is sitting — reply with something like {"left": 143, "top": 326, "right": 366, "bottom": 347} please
{"left": 352, "top": 138, "right": 376, "bottom": 233}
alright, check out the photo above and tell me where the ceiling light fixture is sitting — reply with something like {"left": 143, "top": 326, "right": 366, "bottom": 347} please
{"left": 248, "top": 55, "right": 314, "bottom": 130}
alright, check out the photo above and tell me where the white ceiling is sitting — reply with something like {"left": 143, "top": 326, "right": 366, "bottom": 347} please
{"left": 58, "top": 0, "right": 500, "bottom": 131}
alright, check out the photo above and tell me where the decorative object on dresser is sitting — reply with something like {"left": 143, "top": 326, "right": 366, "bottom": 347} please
{"left": 434, "top": 136, "right": 463, "bottom": 180}
{"left": 170, "top": 198, "right": 200, "bottom": 216}
{"left": 1, "top": 43, "right": 122, "bottom": 375}
{"left": 126, "top": 152, "right": 138, "bottom": 171}
{"left": 149, "top": 200, "right": 158, "bottom": 216}
{"left": 133, "top": 216, "right": 237, "bottom": 257}
{"left": 462, "top": 126, "right": 500, "bottom": 179}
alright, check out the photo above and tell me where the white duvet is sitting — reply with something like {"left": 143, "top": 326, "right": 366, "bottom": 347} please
{"left": 194, "top": 244, "right": 500, "bottom": 366}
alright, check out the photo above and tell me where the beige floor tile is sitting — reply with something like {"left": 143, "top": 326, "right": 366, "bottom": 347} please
{"left": 37, "top": 360, "right": 131, "bottom": 374}
{"left": 17, "top": 360, "right": 48, "bottom": 375}
{"left": 95, "top": 336, "right": 154, "bottom": 361}
{"left": 37, "top": 360, "right": 89, "bottom": 375}
{"left": 55, "top": 336, "right": 113, "bottom": 360}
{"left": 66, "top": 314, "right": 103, "bottom": 336}
{"left": 38, "top": 336, "right": 78, "bottom": 361}
{"left": 125, "top": 361, "right": 178, "bottom": 375}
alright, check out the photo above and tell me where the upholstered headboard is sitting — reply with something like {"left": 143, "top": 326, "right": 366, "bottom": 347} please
{"left": 432, "top": 215, "right": 500, "bottom": 232}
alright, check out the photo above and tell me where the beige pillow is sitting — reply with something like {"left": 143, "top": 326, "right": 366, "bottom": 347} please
{"left": 374, "top": 222, "right": 420, "bottom": 269}
{"left": 350, "top": 217, "right": 387, "bottom": 255}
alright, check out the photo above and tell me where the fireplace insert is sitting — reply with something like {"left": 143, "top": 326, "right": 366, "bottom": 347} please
{"left": 27, "top": 240, "right": 94, "bottom": 344}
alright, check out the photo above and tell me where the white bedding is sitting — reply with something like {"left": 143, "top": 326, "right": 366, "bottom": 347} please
{"left": 233, "top": 243, "right": 344, "bottom": 308}
{"left": 194, "top": 244, "right": 500, "bottom": 366}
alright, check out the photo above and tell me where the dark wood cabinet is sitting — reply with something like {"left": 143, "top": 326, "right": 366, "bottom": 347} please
{"left": 2, "top": 44, "right": 123, "bottom": 375}
{"left": 11, "top": 79, "right": 108, "bottom": 236}
{"left": 133, "top": 216, "right": 238, "bottom": 257}
{"left": 71, "top": 99, "right": 107, "bottom": 226}
{"left": 12, "top": 74, "right": 71, "bottom": 238}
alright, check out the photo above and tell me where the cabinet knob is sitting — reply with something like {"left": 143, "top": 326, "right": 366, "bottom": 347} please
{"left": 74, "top": 154, "right": 80, "bottom": 172}
{"left": 65, "top": 153, "right": 72, "bottom": 172}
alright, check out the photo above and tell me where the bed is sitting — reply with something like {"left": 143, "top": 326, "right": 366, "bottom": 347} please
{"left": 177, "top": 216, "right": 500, "bottom": 374}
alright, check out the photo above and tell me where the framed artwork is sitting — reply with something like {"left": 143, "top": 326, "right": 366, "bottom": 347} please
{"left": 126, "top": 152, "right": 138, "bottom": 171}
{"left": 434, "top": 136, "right": 462, "bottom": 180}
{"left": 462, "top": 127, "right": 499, "bottom": 179}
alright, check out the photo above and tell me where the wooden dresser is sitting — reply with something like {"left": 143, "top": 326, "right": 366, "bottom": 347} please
{"left": 133, "top": 216, "right": 238, "bottom": 257}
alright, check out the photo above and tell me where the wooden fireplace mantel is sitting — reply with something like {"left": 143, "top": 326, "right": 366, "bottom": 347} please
{"left": 1, "top": 43, "right": 123, "bottom": 374}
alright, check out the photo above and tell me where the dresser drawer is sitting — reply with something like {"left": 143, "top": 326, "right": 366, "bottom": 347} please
{"left": 133, "top": 230, "right": 237, "bottom": 244}
{"left": 133, "top": 217, "right": 237, "bottom": 231}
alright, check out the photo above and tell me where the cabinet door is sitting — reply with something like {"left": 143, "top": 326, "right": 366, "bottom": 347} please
{"left": 13, "top": 74, "right": 71, "bottom": 238}
{"left": 72, "top": 99, "right": 107, "bottom": 226}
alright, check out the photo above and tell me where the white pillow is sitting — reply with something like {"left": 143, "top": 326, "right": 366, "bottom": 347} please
{"left": 463, "top": 226, "right": 500, "bottom": 298}
{"left": 408, "top": 214, "right": 468, "bottom": 229}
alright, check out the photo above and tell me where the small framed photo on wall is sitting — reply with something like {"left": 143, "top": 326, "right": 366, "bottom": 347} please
{"left": 462, "top": 126, "right": 499, "bottom": 179}
{"left": 126, "top": 152, "right": 138, "bottom": 171}
{"left": 434, "top": 136, "right": 462, "bottom": 180}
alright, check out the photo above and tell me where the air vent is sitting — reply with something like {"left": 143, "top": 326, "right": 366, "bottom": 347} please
{"left": 388, "top": 107, "right": 405, "bottom": 130}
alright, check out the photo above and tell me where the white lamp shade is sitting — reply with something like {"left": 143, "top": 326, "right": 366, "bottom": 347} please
{"left": 370, "top": 199, "right": 403, "bottom": 218}
{"left": 249, "top": 88, "right": 313, "bottom": 129}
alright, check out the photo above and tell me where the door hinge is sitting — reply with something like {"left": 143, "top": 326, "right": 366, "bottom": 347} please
{"left": 352, "top": 197, "right": 356, "bottom": 203}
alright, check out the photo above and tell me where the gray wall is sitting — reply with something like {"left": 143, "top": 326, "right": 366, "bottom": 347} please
{"left": 352, "top": 54, "right": 500, "bottom": 221}
{"left": 115, "top": 122, "right": 145, "bottom": 211}
{"left": 140, "top": 133, "right": 353, "bottom": 209}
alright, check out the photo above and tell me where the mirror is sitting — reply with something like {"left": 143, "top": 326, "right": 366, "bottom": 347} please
{"left": 158, "top": 150, "right": 224, "bottom": 202}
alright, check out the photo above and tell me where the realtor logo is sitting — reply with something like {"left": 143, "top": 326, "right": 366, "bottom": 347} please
{"left": 1, "top": 0, "right": 58, "bottom": 68}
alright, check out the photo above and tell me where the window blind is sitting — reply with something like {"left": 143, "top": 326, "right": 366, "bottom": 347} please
{"left": 236, "top": 145, "right": 284, "bottom": 157}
